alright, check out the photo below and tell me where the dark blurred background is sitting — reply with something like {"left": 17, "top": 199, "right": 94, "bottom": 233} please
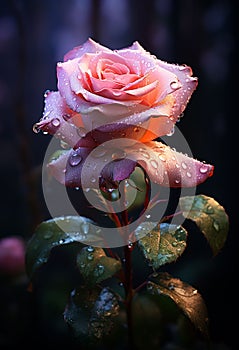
{"left": 0, "top": 0, "right": 237, "bottom": 349}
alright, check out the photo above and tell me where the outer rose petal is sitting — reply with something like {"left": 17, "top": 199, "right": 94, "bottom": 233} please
{"left": 124, "top": 41, "right": 198, "bottom": 122}
{"left": 48, "top": 141, "right": 213, "bottom": 190}
{"left": 47, "top": 147, "right": 136, "bottom": 189}
{"left": 35, "top": 91, "right": 96, "bottom": 148}
{"left": 63, "top": 38, "right": 111, "bottom": 61}
{"left": 127, "top": 141, "right": 214, "bottom": 187}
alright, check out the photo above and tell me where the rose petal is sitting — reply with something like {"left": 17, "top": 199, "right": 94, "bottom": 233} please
{"left": 121, "top": 41, "right": 198, "bottom": 122}
{"left": 34, "top": 91, "right": 96, "bottom": 149}
{"left": 63, "top": 38, "right": 111, "bottom": 61}
{"left": 47, "top": 146, "right": 136, "bottom": 190}
{"left": 48, "top": 141, "right": 213, "bottom": 191}
{"left": 127, "top": 141, "right": 214, "bottom": 187}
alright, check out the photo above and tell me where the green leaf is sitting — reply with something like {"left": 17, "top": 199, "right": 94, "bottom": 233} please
{"left": 25, "top": 215, "right": 103, "bottom": 279}
{"left": 76, "top": 246, "right": 122, "bottom": 285}
{"left": 137, "top": 223, "right": 187, "bottom": 269}
{"left": 63, "top": 286, "right": 120, "bottom": 342}
{"left": 179, "top": 194, "right": 229, "bottom": 255}
{"left": 147, "top": 272, "right": 209, "bottom": 338}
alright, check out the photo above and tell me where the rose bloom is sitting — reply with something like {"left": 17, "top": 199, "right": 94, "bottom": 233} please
{"left": 34, "top": 38, "right": 213, "bottom": 189}
{"left": 0, "top": 236, "right": 26, "bottom": 276}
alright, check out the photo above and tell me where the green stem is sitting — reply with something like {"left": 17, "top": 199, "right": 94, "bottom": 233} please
{"left": 124, "top": 244, "right": 134, "bottom": 349}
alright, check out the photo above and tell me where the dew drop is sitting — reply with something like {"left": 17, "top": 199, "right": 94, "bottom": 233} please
{"left": 87, "top": 253, "right": 94, "bottom": 260}
{"left": 59, "top": 239, "right": 65, "bottom": 244}
{"left": 52, "top": 118, "right": 61, "bottom": 127}
{"left": 205, "top": 205, "right": 214, "bottom": 214}
{"left": 60, "top": 140, "right": 69, "bottom": 149}
{"left": 81, "top": 222, "right": 89, "bottom": 235}
{"left": 168, "top": 282, "right": 175, "bottom": 290}
{"left": 145, "top": 214, "right": 151, "bottom": 219}
{"left": 186, "top": 171, "right": 192, "bottom": 177}
{"left": 181, "top": 162, "right": 187, "bottom": 169}
{"left": 158, "top": 154, "right": 166, "bottom": 162}
{"left": 141, "top": 151, "right": 150, "bottom": 159}
{"left": 44, "top": 232, "right": 53, "bottom": 239}
{"left": 32, "top": 123, "right": 40, "bottom": 133}
{"left": 166, "top": 126, "right": 175, "bottom": 136}
{"left": 170, "top": 81, "right": 180, "bottom": 90}
{"left": 199, "top": 164, "right": 208, "bottom": 174}
{"left": 150, "top": 159, "right": 158, "bottom": 169}
{"left": 93, "top": 149, "right": 107, "bottom": 158}
{"left": 112, "top": 150, "right": 126, "bottom": 160}
{"left": 69, "top": 152, "right": 82, "bottom": 166}
{"left": 77, "top": 127, "right": 87, "bottom": 138}
{"left": 213, "top": 221, "right": 220, "bottom": 231}
{"left": 128, "top": 241, "right": 133, "bottom": 249}
{"left": 94, "top": 264, "right": 104, "bottom": 276}
{"left": 44, "top": 89, "right": 50, "bottom": 98}
{"left": 87, "top": 246, "right": 94, "bottom": 252}
{"left": 174, "top": 179, "right": 180, "bottom": 184}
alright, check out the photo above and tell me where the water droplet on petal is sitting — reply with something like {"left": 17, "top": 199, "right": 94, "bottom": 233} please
{"left": 166, "top": 125, "right": 175, "bottom": 136}
{"left": 112, "top": 150, "right": 126, "bottom": 160}
{"left": 170, "top": 81, "right": 180, "bottom": 90}
{"left": 69, "top": 152, "right": 82, "bottom": 166}
{"left": 181, "top": 162, "right": 187, "bottom": 169}
{"left": 158, "top": 154, "right": 166, "bottom": 162}
{"left": 52, "top": 118, "right": 61, "bottom": 127}
{"left": 77, "top": 127, "right": 87, "bottom": 138}
{"left": 150, "top": 159, "right": 158, "bottom": 169}
{"left": 186, "top": 171, "right": 192, "bottom": 177}
{"left": 199, "top": 164, "right": 208, "bottom": 174}
{"left": 93, "top": 149, "right": 107, "bottom": 158}
{"left": 44, "top": 89, "right": 50, "bottom": 98}
{"left": 141, "top": 151, "right": 150, "bottom": 159}
{"left": 32, "top": 123, "right": 40, "bottom": 133}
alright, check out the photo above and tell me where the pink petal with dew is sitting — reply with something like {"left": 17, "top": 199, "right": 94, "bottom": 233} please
{"left": 127, "top": 141, "right": 214, "bottom": 187}
{"left": 124, "top": 41, "right": 198, "bottom": 121}
{"left": 34, "top": 91, "right": 95, "bottom": 148}
{"left": 47, "top": 140, "right": 213, "bottom": 191}
{"left": 79, "top": 102, "right": 176, "bottom": 143}
{"left": 63, "top": 38, "right": 111, "bottom": 62}
{"left": 47, "top": 146, "right": 136, "bottom": 189}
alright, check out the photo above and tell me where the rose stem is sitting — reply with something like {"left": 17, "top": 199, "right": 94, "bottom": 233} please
{"left": 120, "top": 182, "right": 135, "bottom": 349}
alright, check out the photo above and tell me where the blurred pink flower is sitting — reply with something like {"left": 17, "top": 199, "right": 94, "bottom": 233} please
{"left": 0, "top": 236, "right": 26, "bottom": 276}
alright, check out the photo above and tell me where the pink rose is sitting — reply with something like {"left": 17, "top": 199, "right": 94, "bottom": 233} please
{"left": 0, "top": 236, "right": 26, "bottom": 276}
{"left": 36, "top": 38, "right": 198, "bottom": 143}
{"left": 34, "top": 38, "right": 213, "bottom": 189}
